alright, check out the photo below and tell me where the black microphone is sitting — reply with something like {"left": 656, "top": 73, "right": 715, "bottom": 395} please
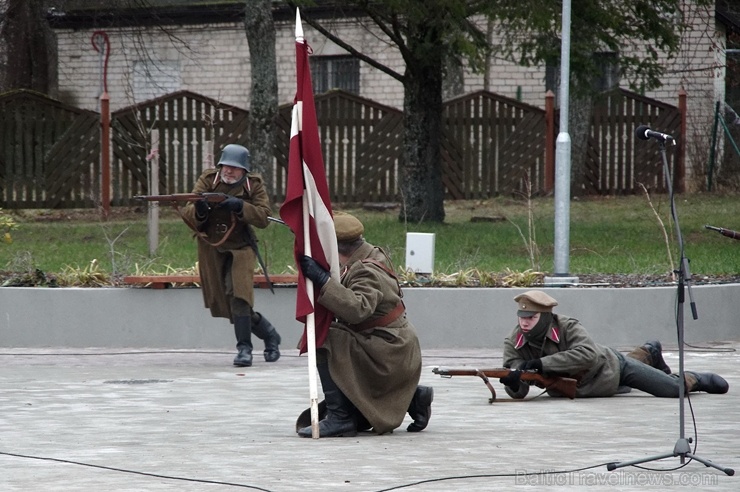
{"left": 635, "top": 125, "right": 676, "bottom": 144}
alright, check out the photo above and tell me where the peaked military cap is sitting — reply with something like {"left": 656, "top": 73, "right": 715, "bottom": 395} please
{"left": 334, "top": 212, "right": 364, "bottom": 242}
{"left": 514, "top": 290, "right": 558, "bottom": 317}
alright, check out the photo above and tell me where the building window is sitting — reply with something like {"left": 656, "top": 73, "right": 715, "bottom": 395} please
{"left": 132, "top": 60, "right": 181, "bottom": 101}
{"left": 311, "top": 56, "right": 359, "bottom": 94}
{"left": 593, "top": 52, "right": 619, "bottom": 93}
{"left": 545, "top": 52, "right": 619, "bottom": 97}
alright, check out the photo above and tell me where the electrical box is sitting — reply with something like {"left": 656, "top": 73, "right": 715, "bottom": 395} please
{"left": 405, "top": 233, "right": 435, "bottom": 273}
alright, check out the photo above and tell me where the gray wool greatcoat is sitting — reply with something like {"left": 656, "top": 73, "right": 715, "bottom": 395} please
{"left": 502, "top": 314, "right": 622, "bottom": 398}
{"left": 316, "top": 242, "right": 422, "bottom": 434}
{"left": 181, "top": 168, "right": 271, "bottom": 320}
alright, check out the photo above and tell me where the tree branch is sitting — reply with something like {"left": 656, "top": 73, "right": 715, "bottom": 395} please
{"left": 291, "top": 4, "right": 404, "bottom": 83}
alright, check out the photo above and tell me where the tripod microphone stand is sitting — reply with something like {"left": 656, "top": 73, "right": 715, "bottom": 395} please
{"left": 606, "top": 134, "right": 734, "bottom": 476}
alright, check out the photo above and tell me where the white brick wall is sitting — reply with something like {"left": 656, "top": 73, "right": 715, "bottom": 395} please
{"left": 56, "top": 18, "right": 407, "bottom": 111}
{"left": 54, "top": 8, "right": 720, "bottom": 113}
{"left": 53, "top": 2, "right": 723, "bottom": 185}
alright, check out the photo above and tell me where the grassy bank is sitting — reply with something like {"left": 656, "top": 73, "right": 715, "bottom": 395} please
{"left": 1, "top": 193, "right": 739, "bottom": 285}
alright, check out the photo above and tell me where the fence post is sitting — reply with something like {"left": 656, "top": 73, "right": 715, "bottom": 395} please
{"left": 545, "top": 90, "right": 555, "bottom": 192}
{"left": 678, "top": 89, "right": 687, "bottom": 193}
{"left": 148, "top": 130, "right": 160, "bottom": 256}
{"left": 101, "top": 91, "right": 111, "bottom": 219}
{"left": 92, "top": 30, "right": 111, "bottom": 219}
{"left": 204, "top": 140, "right": 214, "bottom": 169}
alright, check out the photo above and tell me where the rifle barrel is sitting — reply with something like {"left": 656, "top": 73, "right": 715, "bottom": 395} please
{"left": 432, "top": 366, "right": 578, "bottom": 400}
{"left": 705, "top": 224, "right": 740, "bottom": 240}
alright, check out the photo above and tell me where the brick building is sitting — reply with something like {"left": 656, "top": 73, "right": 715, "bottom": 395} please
{"left": 40, "top": 1, "right": 737, "bottom": 189}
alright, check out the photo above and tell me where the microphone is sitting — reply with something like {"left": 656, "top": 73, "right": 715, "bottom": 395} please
{"left": 635, "top": 125, "right": 676, "bottom": 144}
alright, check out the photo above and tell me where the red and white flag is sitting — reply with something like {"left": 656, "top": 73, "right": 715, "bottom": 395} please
{"left": 279, "top": 8, "right": 339, "bottom": 355}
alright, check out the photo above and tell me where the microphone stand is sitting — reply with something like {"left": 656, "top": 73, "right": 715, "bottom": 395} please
{"left": 606, "top": 139, "right": 734, "bottom": 476}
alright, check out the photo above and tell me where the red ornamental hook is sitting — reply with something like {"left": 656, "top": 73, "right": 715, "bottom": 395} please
{"left": 91, "top": 30, "right": 111, "bottom": 93}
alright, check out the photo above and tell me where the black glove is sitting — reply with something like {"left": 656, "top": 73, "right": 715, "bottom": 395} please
{"left": 520, "top": 358, "right": 543, "bottom": 374}
{"left": 499, "top": 369, "right": 522, "bottom": 392}
{"left": 300, "top": 255, "right": 330, "bottom": 287}
{"left": 218, "top": 196, "right": 244, "bottom": 214}
{"left": 194, "top": 199, "right": 210, "bottom": 219}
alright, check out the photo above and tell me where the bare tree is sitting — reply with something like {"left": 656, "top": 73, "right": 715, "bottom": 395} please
{"left": 291, "top": 1, "right": 492, "bottom": 223}
{"left": 0, "top": 0, "right": 57, "bottom": 94}
{"left": 244, "top": 0, "right": 279, "bottom": 197}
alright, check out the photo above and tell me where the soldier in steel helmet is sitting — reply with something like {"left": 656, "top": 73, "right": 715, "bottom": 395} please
{"left": 295, "top": 212, "right": 433, "bottom": 437}
{"left": 181, "top": 144, "right": 281, "bottom": 367}
{"left": 499, "top": 290, "right": 729, "bottom": 399}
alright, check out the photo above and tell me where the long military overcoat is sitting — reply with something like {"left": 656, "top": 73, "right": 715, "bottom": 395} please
{"left": 181, "top": 168, "right": 271, "bottom": 320}
{"left": 502, "top": 314, "right": 622, "bottom": 398}
{"left": 316, "top": 242, "right": 422, "bottom": 434}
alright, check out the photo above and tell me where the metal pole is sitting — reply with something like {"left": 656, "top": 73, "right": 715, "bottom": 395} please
{"left": 550, "top": 0, "right": 577, "bottom": 284}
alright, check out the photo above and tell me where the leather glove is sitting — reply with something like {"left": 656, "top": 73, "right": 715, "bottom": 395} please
{"left": 499, "top": 369, "right": 522, "bottom": 392}
{"left": 520, "top": 358, "right": 543, "bottom": 374}
{"left": 300, "top": 255, "right": 330, "bottom": 287}
{"left": 194, "top": 199, "right": 210, "bottom": 219}
{"left": 218, "top": 196, "right": 244, "bottom": 214}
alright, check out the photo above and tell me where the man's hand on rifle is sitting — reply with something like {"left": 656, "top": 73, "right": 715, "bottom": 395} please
{"left": 194, "top": 199, "right": 211, "bottom": 220}
{"left": 217, "top": 196, "right": 244, "bottom": 214}
{"left": 519, "top": 358, "right": 543, "bottom": 374}
{"left": 499, "top": 370, "right": 522, "bottom": 392}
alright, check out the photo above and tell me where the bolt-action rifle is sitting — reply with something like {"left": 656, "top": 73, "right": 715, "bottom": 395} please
{"left": 432, "top": 366, "right": 578, "bottom": 403}
{"left": 134, "top": 192, "right": 285, "bottom": 292}
{"left": 134, "top": 193, "right": 285, "bottom": 225}
{"left": 704, "top": 225, "right": 740, "bottom": 240}
{"left": 135, "top": 191, "right": 229, "bottom": 204}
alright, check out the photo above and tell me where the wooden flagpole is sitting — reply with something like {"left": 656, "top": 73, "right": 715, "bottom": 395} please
{"left": 297, "top": 8, "right": 321, "bottom": 439}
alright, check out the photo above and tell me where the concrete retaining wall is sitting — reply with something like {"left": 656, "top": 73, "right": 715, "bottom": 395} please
{"left": 1, "top": 284, "right": 738, "bottom": 349}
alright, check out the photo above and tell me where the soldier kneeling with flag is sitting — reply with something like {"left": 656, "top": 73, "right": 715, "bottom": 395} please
{"left": 296, "top": 213, "right": 433, "bottom": 437}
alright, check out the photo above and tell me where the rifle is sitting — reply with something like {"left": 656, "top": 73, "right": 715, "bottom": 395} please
{"left": 432, "top": 367, "right": 578, "bottom": 403}
{"left": 135, "top": 191, "right": 228, "bottom": 204}
{"left": 134, "top": 192, "right": 284, "bottom": 292}
{"left": 704, "top": 225, "right": 740, "bottom": 241}
{"left": 133, "top": 193, "right": 286, "bottom": 225}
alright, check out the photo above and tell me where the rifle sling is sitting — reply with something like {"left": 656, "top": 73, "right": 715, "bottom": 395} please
{"left": 173, "top": 203, "right": 237, "bottom": 248}
{"left": 175, "top": 204, "right": 273, "bottom": 293}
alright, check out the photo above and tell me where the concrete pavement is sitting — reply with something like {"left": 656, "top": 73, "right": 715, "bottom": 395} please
{"left": 1, "top": 343, "right": 738, "bottom": 491}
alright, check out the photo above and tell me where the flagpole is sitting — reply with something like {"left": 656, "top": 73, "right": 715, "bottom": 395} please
{"left": 296, "top": 7, "right": 321, "bottom": 440}
{"left": 302, "top": 193, "right": 321, "bottom": 439}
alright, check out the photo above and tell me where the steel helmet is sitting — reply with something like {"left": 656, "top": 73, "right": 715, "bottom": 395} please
{"left": 217, "top": 144, "right": 250, "bottom": 171}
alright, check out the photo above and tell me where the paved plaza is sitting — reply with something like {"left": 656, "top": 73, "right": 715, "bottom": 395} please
{"left": 1, "top": 342, "right": 738, "bottom": 491}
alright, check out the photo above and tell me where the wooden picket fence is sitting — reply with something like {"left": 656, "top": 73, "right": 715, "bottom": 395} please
{"left": 0, "top": 88, "right": 683, "bottom": 209}
{"left": 0, "top": 90, "right": 100, "bottom": 208}
{"left": 109, "top": 90, "right": 249, "bottom": 205}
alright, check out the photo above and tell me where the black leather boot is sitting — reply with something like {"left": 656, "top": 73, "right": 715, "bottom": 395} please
{"left": 233, "top": 316, "right": 253, "bottom": 367}
{"left": 251, "top": 312, "right": 281, "bottom": 362}
{"left": 297, "top": 363, "right": 357, "bottom": 438}
{"left": 643, "top": 340, "right": 671, "bottom": 374}
{"left": 407, "top": 385, "right": 434, "bottom": 432}
{"left": 685, "top": 371, "right": 729, "bottom": 394}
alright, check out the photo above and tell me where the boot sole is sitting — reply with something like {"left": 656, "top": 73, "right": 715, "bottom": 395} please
{"left": 297, "top": 427, "right": 358, "bottom": 438}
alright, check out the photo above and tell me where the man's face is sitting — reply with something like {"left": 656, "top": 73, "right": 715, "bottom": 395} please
{"left": 219, "top": 164, "right": 246, "bottom": 184}
{"left": 518, "top": 312, "right": 541, "bottom": 333}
